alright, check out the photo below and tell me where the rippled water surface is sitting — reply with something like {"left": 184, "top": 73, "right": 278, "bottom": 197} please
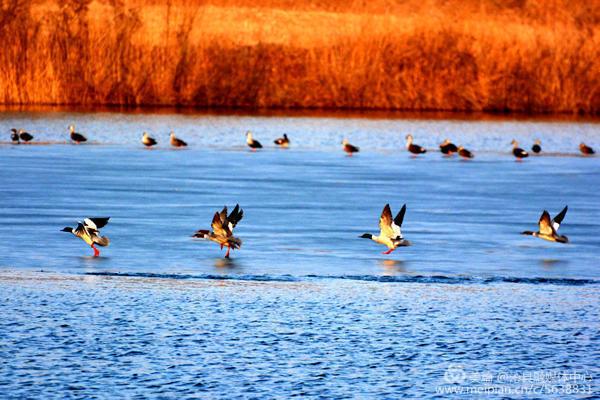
{"left": 0, "top": 110, "right": 599, "bottom": 397}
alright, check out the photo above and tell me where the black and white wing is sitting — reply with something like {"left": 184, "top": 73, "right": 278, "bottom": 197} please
{"left": 227, "top": 204, "right": 244, "bottom": 232}
{"left": 552, "top": 206, "right": 568, "bottom": 232}
{"left": 73, "top": 222, "right": 88, "bottom": 237}
{"left": 390, "top": 204, "right": 406, "bottom": 239}
{"left": 83, "top": 217, "right": 110, "bottom": 232}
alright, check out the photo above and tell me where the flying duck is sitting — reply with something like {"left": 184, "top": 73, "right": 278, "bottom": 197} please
{"left": 61, "top": 217, "right": 111, "bottom": 257}
{"left": 457, "top": 146, "right": 474, "bottom": 159}
{"left": 521, "top": 206, "right": 568, "bottom": 243}
{"left": 10, "top": 128, "right": 19, "bottom": 143}
{"left": 406, "top": 134, "right": 426, "bottom": 155}
{"left": 193, "top": 204, "right": 244, "bottom": 258}
{"left": 274, "top": 133, "right": 290, "bottom": 148}
{"left": 246, "top": 131, "right": 262, "bottom": 150}
{"left": 439, "top": 139, "right": 458, "bottom": 155}
{"left": 580, "top": 143, "right": 595, "bottom": 155}
{"left": 170, "top": 132, "right": 187, "bottom": 147}
{"left": 69, "top": 125, "right": 87, "bottom": 144}
{"left": 511, "top": 139, "right": 529, "bottom": 159}
{"left": 531, "top": 139, "right": 541, "bottom": 154}
{"left": 342, "top": 139, "right": 359, "bottom": 156}
{"left": 360, "top": 204, "right": 411, "bottom": 254}
{"left": 142, "top": 132, "right": 157, "bottom": 148}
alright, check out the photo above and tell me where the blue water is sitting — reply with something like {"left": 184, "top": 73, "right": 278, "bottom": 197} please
{"left": 0, "top": 110, "right": 599, "bottom": 397}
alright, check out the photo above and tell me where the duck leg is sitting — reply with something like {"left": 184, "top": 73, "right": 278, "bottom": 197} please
{"left": 91, "top": 244, "right": 100, "bottom": 257}
{"left": 224, "top": 246, "right": 231, "bottom": 258}
{"left": 382, "top": 248, "right": 395, "bottom": 255}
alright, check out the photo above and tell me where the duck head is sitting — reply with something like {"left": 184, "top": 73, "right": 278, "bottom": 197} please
{"left": 192, "top": 229, "right": 210, "bottom": 239}
{"left": 61, "top": 227, "right": 73, "bottom": 233}
{"left": 359, "top": 233, "right": 373, "bottom": 239}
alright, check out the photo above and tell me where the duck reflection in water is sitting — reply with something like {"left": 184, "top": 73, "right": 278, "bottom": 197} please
{"left": 540, "top": 259, "right": 569, "bottom": 269}
{"left": 214, "top": 257, "right": 239, "bottom": 269}
{"left": 379, "top": 259, "right": 407, "bottom": 274}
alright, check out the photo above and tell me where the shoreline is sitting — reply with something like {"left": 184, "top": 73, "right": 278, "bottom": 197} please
{"left": 1, "top": 104, "right": 600, "bottom": 123}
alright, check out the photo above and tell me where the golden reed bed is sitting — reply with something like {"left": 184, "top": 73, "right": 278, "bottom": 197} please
{"left": 0, "top": 0, "right": 598, "bottom": 114}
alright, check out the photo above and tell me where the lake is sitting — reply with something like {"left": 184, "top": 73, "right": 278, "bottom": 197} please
{"left": 1, "top": 110, "right": 599, "bottom": 397}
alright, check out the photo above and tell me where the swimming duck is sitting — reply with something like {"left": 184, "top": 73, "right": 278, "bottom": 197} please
{"left": 10, "top": 129, "right": 19, "bottom": 143}
{"left": 246, "top": 131, "right": 262, "bottom": 150}
{"left": 406, "top": 134, "right": 426, "bottom": 155}
{"left": 457, "top": 146, "right": 474, "bottom": 159}
{"left": 61, "top": 217, "right": 111, "bottom": 257}
{"left": 439, "top": 139, "right": 458, "bottom": 155}
{"left": 360, "top": 204, "right": 411, "bottom": 254}
{"left": 142, "top": 132, "right": 157, "bottom": 148}
{"left": 511, "top": 139, "right": 529, "bottom": 159}
{"left": 18, "top": 129, "right": 33, "bottom": 143}
{"left": 274, "top": 133, "right": 290, "bottom": 148}
{"left": 531, "top": 139, "right": 541, "bottom": 154}
{"left": 579, "top": 143, "right": 595, "bottom": 155}
{"left": 170, "top": 132, "right": 187, "bottom": 147}
{"left": 521, "top": 206, "right": 568, "bottom": 243}
{"left": 69, "top": 125, "right": 87, "bottom": 144}
{"left": 342, "top": 139, "right": 359, "bottom": 156}
{"left": 193, "top": 204, "right": 244, "bottom": 258}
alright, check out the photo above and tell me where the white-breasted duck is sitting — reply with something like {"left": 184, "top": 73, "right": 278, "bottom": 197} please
{"left": 531, "top": 139, "right": 541, "bottom": 154}
{"left": 342, "top": 139, "right": 359, "bottom": 156}
{"left": 246, "top": 131, "right": 262, "bottom": 150}
{"left": 360, "top": 204, "right": 411, "bottom": 254}
{"left": 193, "top": 204, "right": 244, "bottom": 258}
{"left": 274, "top": 133, "right": 290, "bottom": 148}
{"left": 511, "top": 139, "right": 529, "bottom": 159}
{"left": 457, "top": 146, "right": 474, "bottom": 159}
{"left": 10, "top": 128, "right": 19, "bottom": 143}
{"left": 406, "top": 134, "right": 426, "bottom": 155}
{"left": 69, "top": 125, "right": 87, "bottom": 144}
{"left": 521, "top": 206, "right": 568, "bottom": 243}
{"left": 580, "top": 143, "right": 595, "bottom": 155}
{"left": 170, "top": 132, "right": 187, "bottom": 147}
{"left": 142, "top": 132, "right": 157, "bottom": 148}
{"left": 439, "top": 139, "right": 458, "bottom": 155}
{"left": 61, "top": 217, "right": 111, "bottom": 257}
